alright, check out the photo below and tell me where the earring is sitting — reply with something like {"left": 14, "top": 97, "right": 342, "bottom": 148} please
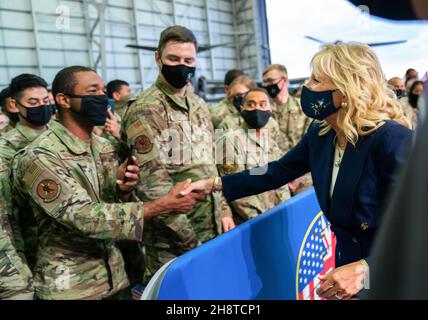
{"left": 341, "top": 97, "right": 348, "bottom": 108}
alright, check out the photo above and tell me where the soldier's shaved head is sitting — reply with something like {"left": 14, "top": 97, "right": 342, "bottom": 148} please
{"left": 52, "top": 66, "right": 95, "bottom": 105}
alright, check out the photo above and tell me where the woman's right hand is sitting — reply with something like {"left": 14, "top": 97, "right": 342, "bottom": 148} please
{"left": 144, "top": 180, "right": 206, "bottom": 220}
{"left": 180, "top": 178, "right": 214, "bottom": 196}
{"left": 165, "top": 179, "right": 203, "bottom": 213}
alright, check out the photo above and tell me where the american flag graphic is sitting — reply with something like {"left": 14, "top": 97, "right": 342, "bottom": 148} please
{"left": 297, "top": 214, "right": 336, "bottom": 300}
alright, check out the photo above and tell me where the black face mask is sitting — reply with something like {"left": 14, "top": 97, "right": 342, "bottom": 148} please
{"left": 263, "top": 82, "right": 282, "bottom": 99}
{"left": 408, "top": 92, "right": 420, "bottom": 109}
{"left": 49, "top": 104, "right": 57, "bottom": 115}
{"left": 232, "top": 95, "right": 244, "bottom": 112}
{"left": 7, "top": 112, "right": 20, "bottom": 123}
{"left": 66, "top": 93, "right": 109, "bottom": 126}
{"left": 300, "top": 86, "right": 339, "bottom": 120}
{"left": 17, "top": 102, "right": 52, "bottom": 126}
{"left": 394, "top": 89, "right": 405, "bottom": 99}
{"left": 161, "top": 60, "right": 196, "bottom": 89}
{"left": 241, "top": 109, "right": 272, "bottom": 129}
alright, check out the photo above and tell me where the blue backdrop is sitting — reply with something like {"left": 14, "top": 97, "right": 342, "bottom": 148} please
{"left": 156, "top": 188, "right": 332, "bottom": 300}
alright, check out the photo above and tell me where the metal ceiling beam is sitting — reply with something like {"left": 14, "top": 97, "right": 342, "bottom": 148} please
{"left": 82, "top": 0, "right": 108, "bottom": 80}
{"left": 251, "top": 0, "right": 262, "bottom": 80}
{"left": 132, "top": 0, "right": 146, "bottom": 90}
{"left": 204, "top": 0, "right": 216, "bottom": 79}
{"left": 29, "top": 0, "right": 43, "bottom": 76}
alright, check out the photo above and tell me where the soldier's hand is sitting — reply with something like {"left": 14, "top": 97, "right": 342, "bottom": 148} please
{"left": 104, "top": 109, "right": 121, "bottom": 139}
{"left": 165, "top": 179, "right": 200, "bottom": 213}
{"left": 93, "top": 126, "right": 103, "bottom": 136}
{"left": 117, "top": 156, "right": 139, "bottom": 193}
{"left": 180, "top": 178, "right": 214, "bottom": 196}
{"left": 145, "top": 180, "right": 205, "bottom": 220}
{"left": 221, "top": 216, "right": 235, "bottom": 233}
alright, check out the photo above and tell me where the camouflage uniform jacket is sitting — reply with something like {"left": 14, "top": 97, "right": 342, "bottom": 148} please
{"left": 0, "top": 159, "right": 34, "bottom": 299}
{"left": 217, "top": 116, "right": 291, "bottom": 222}
{"left": 0, "top": 122, "right": 48, "bottom": 265}
{"left": 0, "top": 122, "right": 47, "bottom": 299}
{"left": 122, "top": 76, "right": 232, "bottom": 282}
{"left": 12, "top": 120, "right": 144, "bottom": 300}
{"left": 209, "top": 97, "right": 238, "bottom": 129}
{"left": 399, "top": 96, "right": 418, "bottom": 130}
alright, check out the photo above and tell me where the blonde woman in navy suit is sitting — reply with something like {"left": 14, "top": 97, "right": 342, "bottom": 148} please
{"left": 182, "top": 42, "right": 412, "bottom": 300}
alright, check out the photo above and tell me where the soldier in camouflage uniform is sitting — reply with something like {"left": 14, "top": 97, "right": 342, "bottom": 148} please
{"left": 209, "top": 98, "right": 235, "bottom": 129}
{"left": 217, "top": 88, "right": 291, "bottom": 224}
{"left": 106, "top": 80, "right": 134, "bottom": 120}
{"left": 0, "top": 158, "right": 34, "bottom": 300}
{"left": 209, "top": 69, "right": 244, "bottom": 129}
{"left": 216, "top": 75, "right": 258, "bottom": 132}
{"left": 0, "top": 74, "right": 52, "bottom": 272}
{"left": 0, "top": 87, "right": 18, "bottom": 135}
{"left": 0, "top": 112, "right": 11, "bottom": 134}
{"left": 93, "top": 109, "right": 128, "bottom": 158}
{"left": 399, "top": 80, "right": 424, "bottom": 130}
{"left": 262, "top": 64, "right": 313, "bottom": 195}
{"left": 0, "top": 74, "right": 54, "bottom": 299}
{"left": 121, "top": 26, "right": 235, "bottom": 284}
{"left": 94, "top": 80, "right": 135, "bottom": 157}
{"left": 11, "top": 66, "right": 200, "bottom": 300}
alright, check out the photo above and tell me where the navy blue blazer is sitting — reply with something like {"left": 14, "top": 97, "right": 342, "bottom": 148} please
{"left": 222, "top": 120, "right": 412, "bottom": 267}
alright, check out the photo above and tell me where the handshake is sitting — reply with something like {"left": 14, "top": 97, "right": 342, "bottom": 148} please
{"left": 155, "top": 177, "right": 235, "bottom": 233}
{"left": 163, "top": 178, "right": 212, "bottom": 213}
{"left": 163, "top": 178, "right": 216, "bottom": 213}
{"left": 116, "top": 156, "right": 218, "bottom": 202}
{"left": 116, "top": 160, "right": 235, "bottom": 232}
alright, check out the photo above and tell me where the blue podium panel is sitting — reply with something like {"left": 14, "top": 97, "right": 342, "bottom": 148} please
{"left": 157, "top": 188, "right": 335, "bottom": 300}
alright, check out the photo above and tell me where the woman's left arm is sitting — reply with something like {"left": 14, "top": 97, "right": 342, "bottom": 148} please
{"left": 221, "top": 131, "right": 311, "bottom": 202}
{"left": 364, "top": 123, "right": 413, "bottom": 268}
{"left": 374, "top": 123, "right": 413, "bottom": 192}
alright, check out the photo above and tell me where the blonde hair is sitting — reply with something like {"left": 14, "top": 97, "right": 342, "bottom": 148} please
{"left": 228, "top": 75, "right": 258, "bottom": 95}
{"left": 311, "top": 42, "right": 410, "bottom": 145}
{"left": 263, "top": 64, "right": 288, "bottom": 77}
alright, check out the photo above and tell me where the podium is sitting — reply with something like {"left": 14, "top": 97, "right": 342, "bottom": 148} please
{"left": 143, "top": 188, "right": 336, "bottom": 300}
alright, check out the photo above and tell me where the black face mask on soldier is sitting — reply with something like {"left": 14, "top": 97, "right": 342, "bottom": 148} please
{"left": 7, "top": 112, "right": 20, "bottom": 123}
{"left": 65, "top": 93, "right": 109, "bottom": 126}
{"left": 263, "top": 83, "right": 281, "bottom": 99}
{"left": 17, "top": 102, "right": 52, "bottom": 126}
{"left": 160, "top": 59, "right": 196, "bottom": 89}
{"left": 241, "top": 109, "right": 272, "bottom": 129}
{"left": 408, "top": 92, "right": 420, "bottom": 109}
{"left": 232, "top": 95, "right": 245, "bottom": 112}
{"left": 394, "top": 89, "right": 405, "bottom": 99}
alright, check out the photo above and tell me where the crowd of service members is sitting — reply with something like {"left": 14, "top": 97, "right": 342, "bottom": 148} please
{"left": 0, "top": 25, "right": 424, "bottom": 300}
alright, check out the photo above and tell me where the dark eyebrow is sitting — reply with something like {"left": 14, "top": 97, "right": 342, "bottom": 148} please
{"left": 28, "top": 96, "right": 48, "bottom": 101}
{"left": 166, "top": 54, "right": 194, "bottom": 61}
{"left": 165, "top": 54, "right": 181, "bottom": 59}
